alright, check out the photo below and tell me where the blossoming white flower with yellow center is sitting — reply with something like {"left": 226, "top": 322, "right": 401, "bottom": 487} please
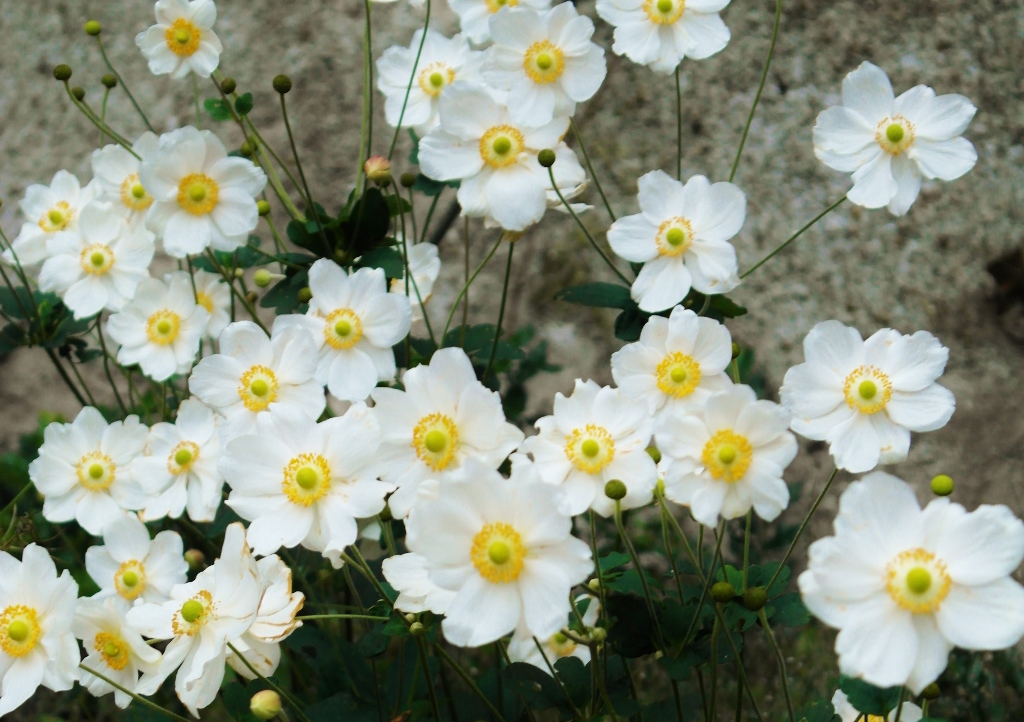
{"left": 141, "top": 126, "right": 267, "bottom": 257}
{"left": 0, "top": 544, "right": 79, "bottom": 717}
{"left": 611, "top": 306, "right": 732, "bottom": 418}
{"left": 188, "top": 268, "right": 231, "bottom": 339}
{"left": 521, "top": 378, "right": 657, "bottom": 516}
{"left": 221, "top": 404, "right": 392, "bottom": 568}
{"left": 127, "top": 523, "right": 262, "bottom": 716}
{"left": 831, "top": 689, "right": 922, "bottom": 722}
{"left": 73, "top": 596, "right": 162, "bottom": 708}
{"left": 131, "top": 399, "right": 223, "bottom": 522}
{"left": 449, "top": 0, "right": 552, "bottom": 43}
{"left": 29, "top": 407, "right": 149, "bottom": 536}
{"left": 85, "top": 512, "right": 188, "bottom": 605}
{"left": 814, "top": 62, "right": 977, "bottom": 216}
{"left": 188, "top": 319, "right": 325, "bottom": 441}
{"left": 135, "top": 0, "right": 223, "bottom": 79}
{"left": 227, "top": 555, "right": 304, "bottom": 679}
{"left": 507, "top": 595, "right": 599, "bottom": 673}
{"left": 391, "top": 238, "right": 442, "bottom": 324}
{"left": 37, "top": 201, "right": 155, "bottom": 320}
{"left": 370, "top": 347, "right": 525, "bottom": 518}
{"left": 484, "top": 4, "right": 606, "bottom": 125}
{"left": 655, "top": 385, "right": 797, "bottom": 527}
{"left": 106, "top": 271, "right": 210, "bottom": 382}
{"left": 780, "top": 321, "right": 955, "bottom": 474}
{"left": 608, "top": 170, "right": 744, "bottom": 312}
{"left": 376, "top": 30, "right": 483, "bottom": 134}
{"left": 384, "top": 458, "right": 592, "bottom": 646}
{"left": 91, "top": 133, "right": 160, "bottom": 226}
{"left": 800, "top": 472, "right": 1024, "bottom": 693}
{"left": 418, "top": 82, "right": 585, "bottom": 232}
{"left": 2, "top": 170, "right": 99, "bottom": 267}
{"left": 595, "top": 0, "right": 731, "bottom": 73}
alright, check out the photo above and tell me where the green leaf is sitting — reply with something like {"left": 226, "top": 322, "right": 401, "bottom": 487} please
{"left": 442, "top": 324, "right": 523, "bottom": 366}
{"left": 709, "top": 293, "right": 747, "bottom": 318}
{"left": 385, "top": 194, "right": 413, "bottom": 217}
{"left": 408, "top": 128, "right": 421, "bottom": 165}
{"left": 411, "top": 173, "right": 458, "bottom": 197}
{"left": 345, "top": 187, "right": 391, "bottom": 257}
{"left": 203, "top": 97, "right": 232, "bottom": 121}
{"left": 0, "top": 287, "right": 37, "bottom": 319}
{"left": 259, "top": 270, "right": 308, "bottom": 315}
{"left": 605, "top": 593, "right": 656, "bottom": 658}
{"left": 356, "top": 247, "right": 404, "bottom": 279}
{"left": 614, "top": 306, "right": 649, "bottom": 342}
{"left": 555, "top": 282, "right": 633, "bottom": 310}
{"left": 0, "top": 324, "right": 26, "bottom": 355}
{"left": 553, "top": 656, "right": 590, "bottom": 709}
{"left": 599, "top": 551, "right": 631, "bottom": 572}
{"left": 503, "top": 662, "right": 565, "bottom": 712}
{"left": 234, "top": 92, "right": 254, "bottom": 115}
{"left": 769, "top": 592, "right": 811, "bottom": 627}
{"left": 796, "top": 699, "right": 840, "bottom": 722}
{"left": 838, "top": 676, "right": 903, "bottom": 716}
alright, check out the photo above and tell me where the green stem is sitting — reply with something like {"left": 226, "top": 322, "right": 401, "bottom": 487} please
{"left": 709, "top": 615, "right": 720, "bottom": 722}
{"left": 440, "top": 232, "right": 503, "bottom": 342}
{"left": 893, "top": 687, "right": 908, "bottom": 722}
{"left": 44, "top": 348, "right": 88, "bottom": 407}
{"left": 0, "top": 482, "right": 33, "bottom": 521}
{"left": 63, "top": 83, "right": 137, "bottom": 156}
{"left": 228, "top": 642, "right": 313, "bottom": 722}
{"left": 569, "top": 118, "right": 615, "bottom": 221}
{"left": 80, "top": 665, "right": 190, "bottom": 721}
{"left": 614, "top": 500, "right": 665, "bottom": 651}
{"left": 482, "top": 240, "right": 514, "bottom": 382}
{"left": 758, "top": 609, "right": 795, "bottom": 722}
{"left": 68, "top": 353, "right": 98, "bottom": 406}
{"left": 433, "top": 644, "right": 507, "bottom": 722}
{"left": 675, "top": 67, "right": 683, "bottom": 180}
{"left": 623, "top": 659, "right": 646, "bottom": 722}
{"left": 99, "top": 87, "right": 110, "bottom": 146}
{"left": 533, "top": 637, "right": 586, "bottom": 721}
{"left": 280, "top": 94, "right": 331, "bottom": 254}
{"left": 766, "top": 467, "right": 839, "bottom": 591}
{"left": 740, "top": 197, "right": 846, "bottom": 279}
{"left": 742, "top": 511, "right": 752, "bottom": 592}
{"left": 415, "top": 635, "right": 444, "bottom": 722}
{"left": 356, "top": 0, "right": 374, "bottom": 191}
{"left": 192, "top": 74, "right": 201, "bottom": 127}
{"left": 296, "top": 614, "right": 389, "bottom": 622}
{"left": 95, "top": 316, "right": 128, "bottom": 414}
{"left": 94, "top": 37, "right": 154, "bottom": 131}
{"left": 387, "top": 0, "right": 432, "bottom": 159}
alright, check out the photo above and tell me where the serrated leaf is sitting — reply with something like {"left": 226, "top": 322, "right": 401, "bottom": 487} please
{"left": 234, "top": 92, "right": 254, "bottom": 115}
{"left": 357, "top": 247, "right": 404, "bottom": 279}
{"left": 203, "top": 97, "right": 232, "bottom": 121}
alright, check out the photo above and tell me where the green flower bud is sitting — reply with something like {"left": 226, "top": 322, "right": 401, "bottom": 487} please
{"left": 590, "top": 627, "right": 607, "bottom": 642}
{"left": 587, "top": 578, "right": 601, "bottom": 592}
{"left": 731, "top": 342, "right": 741, "bottom": 359}
{"left": 920, "top": 682, "right": 940, "bottom": 700}
{"left": 257, "top": 200, "right": 271, "bottom": 216}
{"left": 183, "top": 549, "right": 205, "bottom": 571}
{"left": 400, "top": 171, "right": 417, "bottom": 188}
{"left": 741, "top": 586, "right": 768, "bottom": 611}
{"left": 537, "top": 149, "right": 556, "bottom": 168}
{"left": 239, "top": 141, "right": 255, "bottom": 157}
{"left": 220, "top": 77, "right": 237, "bottom": 95}
{"left": 84, "top": 20, "right": 102, "bottom": 36}
{"left": 254, "top": 269, "right": 273, "bottom": 288}
{"left": 101, "top": 73, "right": 118, "bottom": 89}
{"left": 53, "top": 64, "right": 72, "bottom": 82}
{"left": 297, "top": 287, "right": 313, "bottom": 303}
{"left": 710, "top": 581, "right": 736, "bottom": 604}
{"left": 409, "top": 622, "right": 425, "bottom": 636}
{"left": 71, "top": 87, "right": 86, "bottom": 101}
{"left": 250, "top": 689, "right": 282, "bottom": 720}
{"left": 604, "top": 479, "right": 627, "bottom": 501}
{"left": 272, "top": 74, "right": 292, "bottom": 94}
{"left": 245, "top": 291, "right": 258, "bottom": 305}
{"left": 931, "top": 474, "right": 953, "bottom": 496}
{"left": 404, "top": 613, "right": 417, "bottom": 624}
{"left": 233, "top": 267, "right": 245, "bottom": 279}
{"left": 646, "top": 445, "right": 661, "bottom": 464}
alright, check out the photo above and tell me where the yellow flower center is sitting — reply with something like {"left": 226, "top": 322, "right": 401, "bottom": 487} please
{"left": 114, "top": 559, "right": 147, "bottom": 601}
{"left": 76, "top": 450, "right": 116, "bottom": 491}
{"left": 238, "top": 365, "right": 279, "bottom": 412}
{"left": 146, "top": 309, "right": 182, "bottom": 346}
{"left": 548, "top": 631, "right": 577, "bottom": 656}
{"left": 643, "top": 0, "right": 686, "bottom": 24}
{"left": 176, "top": 173, "right": 219, "bottom": 215}
{"left": 282, "top": 453, "right": 332, "bottom": 506}
{"left": 418, "top": 62, "right": 456, "bottom": 97}
{"left": 843, "top": 365, "right": 892, "bottom": 415}
{"left": 195, "top": 291, "right": 214, "bottom": 314}
{"left": 165, "top": 18, "right": 201, "bottom": 56}
{"left": 564, "top": 424, "right": 615, "bottom": 474}
{"left": 885, "top": 548, "right": 951, "bottom": 613}
{"left": 95, "top": 632, "right": 130, "bottom": 671}
{"left": 120, "top": 173, "right": 153, "bottom": 211}
{"left": 479, "top": 125, "right": 526, "bottom": 169}
{"left": 485, "top": 0, "right": 518, "bottom": 12}
{"left": 172, "top": 591, "right": 213, "bottom": 636}
{"left": 79, "top": 243, "right": 116, "bottom": 276}
{"left": 412, "top": 413, "right": 460, "bottom": 471}
{"left": 875, "top": 114, "right": 915, "bottom": 155}
{"left": 0, "top": 605, "right": 41, "bottom": 658}
{"left": 701, "top": 429, "right": 753, "bottom": 482}
{"left": 655, "top": 217, "right": 693, "bottom": 257}
{"left": 39, "top": 201, "right": 73, "bottom": 232}
{"left": 323, "top": 308, "right": 364, "bottom": 350}
{"left": 655, "top": 351, "right": 702, "bottom": 398}
{"left": 168, "top": 441, "right": 200, "bottom": 474}
{"left": 471, "top": 522, "right": 526, "bottom": 583}
{"left": 523, "top": 40, "right": 565, "bottom": 84}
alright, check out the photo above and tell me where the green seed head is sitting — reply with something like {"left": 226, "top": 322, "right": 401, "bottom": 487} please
{"left": 174, "top": 448, "right": 193, "bottom": 467}
{"left": 250, "top": 379, "right": 269, "bottom": 397}
{"left": 121, "top": 570, "right": 139, "bottom": 588}
{"left": 53, "top": 64, "right": 73, "bottom": 81}
{"left": 581, "top": 439, "right": 600, "bottom": 458}
{"left": 487, "top": 540, "right": 512, "bottom": 565}
{"left": 91, "top": 251, "right": 106, "bottom": 267}
{"left": 885, "top": 123, "right": 905, "bottom": 144}
{"left": 536, "top": 53, "right": 553, "bottom": 70}
{"left": 220, "top": 77, "right": 237, "bottom": 95}
{"left": 256, "top": 200, "right": 271, "bottom": 216}
{"left": 71, "top": 86, "right": 86, "bottom": 101}
{"left": 931, "top": 474, "right": 954, "bottom": 497}
{"left": 492, "top": 137, "right": 512, "bottom": 155}
{"left": 84, "top": 20, "right": 102, "bottom": 36}
{"left": 665, "top": 227, "right": 685, "bottom": 247}
{"left": 424, "top": 430, "right": 447, "bottom": 453}
{"left": 858, "top": 380, "right": 877, "bottom": 400}
{"left": 604, "top": 479, "right": 627, "bottom": 501}
{"left": 7, "top": 620, "right": 30, "bottom": 643}
{"left": 295, "top": 467, "right": 318, "bottom": 490}
{"left": 180, "top": 599, "right": 204, "bottom": 623}
{"left": 537, "top": 149, "right": 556, "bottom": 168}
{"left": 656, "top": 0, "right": 673, "bottom": 12}
{"left": 174, "top": 28, "right": 191, "bottom": 44}
{"left": 711, "top": 581, "right": 736, "bottom": 604}
{"left": 273, "top": 74, "right": 293, "bottom": 94}
{"left": 88, "top": 463, "right": 105, "bottom": 479}
{"left": 741, "top": 586, "right": 768, "bottom": 611}
{"left": 102, "top": 73, "right": 117, "bottom": 89}
{"left": 906, "top": 567, "right": 932, "bottom": 594}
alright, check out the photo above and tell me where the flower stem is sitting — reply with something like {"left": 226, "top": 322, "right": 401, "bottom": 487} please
{"left": 192, "top": 73, "right": 202, "bottom": 127}
{"left": 893, "top": 687, "right": 908, "bottom": 722}
{"left": 94, "top": 37, "right": 155, "bottom": 132}
{"left": 99, "top": 87, "right": 110, "bottom": 146}
{"left": 44, "top": 347, "right": 88, "bottom": 407}
{"left": 414, "top": 634, "right": 444, "bottom": 722}
{"left": 280, "top": 94, "right": 331, "bottom": 255}
{"left": 356, "top": 0, "right": 374, "bottom": 192}
{"left": 80, "top": 664, "right": 191, "bottom": 721}
{"left": 228, "top": 642, "right": 313, "bottom": 722}
{"left": 569, "top": 118, "right": 615, "bottom": 221}
{"left": 63, "top": 83, "right": 138, "bottom": 157}
{"left": 296, "top": 614, "right": 390, "bottom": 621}
{"left": 482, "top": 239, "right": 514, "bottom": 382}
{"left": 0, "top": 482, "right": 33, "bottom": 522}
{"left": 675, "top": 67, "right": 683, "bottom": 180}
{"left": 740, "top": 196, "right": 846, "bottom": 279}
{"left": 758, "top": 609, "right": 795, "bottom": 722}
{"left": 440, "top": 231, "right": 504, "bottom": 342}
{"left": 533, "top": 637, "right": 586, "bottom": 721}
{"left": 433, "top": 644, "right": 507, "bottom": 722}
{"left": 387, "top": 0, "right": 432, "bottom": 159}
{"left": 613, "top": 500, "right": 665, "bottom": 651}
{"left": 766, "top": 466, "right": 839, "bottom": 591}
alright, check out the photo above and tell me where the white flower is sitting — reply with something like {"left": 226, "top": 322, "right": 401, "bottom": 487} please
{"left": 813, "top": 62, "right": 977, "bottom": 216}
{"left": 596, "top": 0, "right": 731, "bottom": 74}
{"left": 227, "top": 555, "right": 304, "bottom": 679}
{"left": 780, "top": 321, "right": 955, "bottom": 474}
{"left": 131, "top": 399, "right": 224, "bottom": 522}
{"left": 91, "top": 133, "right": 160, "bottom": 226}
{"left": 831, "top": 690, "right": 922, "bottom": 722}
{"left": 141, "top": 126, "right": 267, "bottom": 257}
{"left": 370, "top": 347, "right": 524, "bottom": 518}
{"left": 0, "top": 544, "right": 79, "bottom": 716}
{"left": 391, "top": 238, "right": 442, "bottom": 324}
{"left": 418, "top": 82, "right": 585, "bottom": 231}
{"left": 507, "top": 595, "right": 599, "bottom": 672}
{"left": 188, "top": 319, "right": 326, "bottom": 441}
{"left": 799, "top": 472, "right": 1024, "bottom": 693}
{"left": 221, "top": 404, "right": 392, "bottom": 568}
{"left": 106, "top": 271, "right": 210, "bottom": 381}
{"left": 655, "top": 385, "right": 797, "bottom": 527}
{"left": 611, "top": 306, "right": 732, "bottom": 419}
{"left": 37, "top": 201, "right": 155, "bottom": 320}
{"left": 128, "top": 523, "right": 262, "bottom": 716}
{"left": 383, "top": 459, "right": 592, "bottom": 646}
{"left": 277, "top": 261, "right": 411, "bottom": 403}
{"left": 376, "top": 30, "right": 484, "bottom": 134}
{"left": 85, "top": 512, "right": 188, "bottom": 605}
{"left": 2, "top": 170, "right": 99, "bottom": 267}
{"left": 521, "top": 379, "right": 657, "bottom": 516}
{"left": 484, "top": 4, "right": 607, "bottom": 125}
{"left": 189, "top": 269, "right": 232, "bottom": 339}
{"left": 449, "top": 0, "right": 552, "bottom": 43}
{"left": 29, "top": 407, "right": 149, "bottom": 536}
{"left": 608, "top": 170, "right": 743, "bottom": 312}
{"left": 74, "top": 596, "right": 162, "bottom": 708}
{"left": 135, "top": 0, "right": 223, "bottom": 79}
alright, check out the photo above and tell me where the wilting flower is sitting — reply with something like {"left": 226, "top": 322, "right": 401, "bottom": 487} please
{"left": 227, "top": 556, "right": 304, "bottom": 679}
{"left": 85, "top": 512, "right": 188, "bottom": 605}
{"left": 135, "top": 0, "right": 223, "bottom": 79}
{"left": 507, "top": 595, "right": 599, "bottom": 673}
{"left": 2, "top": 170, "right": 99, "bottom": 267}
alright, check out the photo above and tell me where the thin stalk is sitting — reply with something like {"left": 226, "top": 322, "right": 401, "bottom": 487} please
{"left": 280, "top": 94, "right": 331, "bottom": 254}
{"left": 204, "top": 250, "right": 268, "bottom": 332}
{"left": 296, "top": 614, "right": 389, "bottom": 622}
{"left": 421, "top": 193, "right": 443, "bottom": 244}
{"left": 758, "top": 609, "right": 795, "bottom": 722}
{"left": 356, "top": 0, "right": 374, "bottom": 191}
{"left": 623, "top": 659, "right": 646, "bottom": 722}
{"left": 228, "top": 642, "right": 313, "bottom": 722}
{"left": 590, "top": 646, "right": 620, "bottom": 722}
{"left": 482, "top": 239, "right": 514, "bottom": 382}
{"left": 675, "top": 67, "right": 683, "bottom": 180}
{"left": 533, "top": 637, "right": 586, "bottom": 721}
{"left": 62, "top": 83, "right": 137, "bottom": 156}
{"left": 766, "top": 467, "right": 838, "bottom": 591}
{"left": 81, "top": 665, "right": 191, "bottom": 721}
{"left": 614, "top": 500, "right": 665, "bottom": 651}
{"left": 192, "top": 74, "right": 201, "bottom": 127}
{"left": 94, "top": 37, "right": 154, "bottom": 131}
{"left": 433, "top": 644, "right": 507, "bottom": 722}
{"left": 99, "top": 87, "right": 110, "bottom": 146}
{"left": 95, "top": 316, "right": 128, "bottom": 414}
{"left": 741, "top": 196, "right": 846, "bottom": 278}
{"left": 461, "top": 217, "right": 470, "bottom": 344}
{"left": 742, "top": 511, "right": 752, "bottom": 591}
{"left": 709, "top": 615, "right": 720, "bottom": 722}
{"left": 893, "top": 687, "right": 908, "bottom": 722}
{"left": 440, "top": 232, "right": 503, "bottom": 341}
{"left": 415, "top": 635, "right": 444, "bottom": 722}
{"left": 406, "top": 185, "right": 419, "bottom": 242}
{"left": 0, "top": 482, "right": 33, "bottom": 521}
{"left": 44, "top": 348, "right": 88, "bottom": 406}
{"left": 387, "top": 0, "right": 432, "bottom": 158}
{"left": 68, "top": 355, "right": 98, "bottom": 406}
{"left": 569, "top": 118, "right": 615, "bottom": 221}
{"left": 394, "top": 188, "right": 437, "bottom": 347}
{"left": 734, "top": 646, "right": 745, "bottom": 722}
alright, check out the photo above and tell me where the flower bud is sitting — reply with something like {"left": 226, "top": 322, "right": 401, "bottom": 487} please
{"left": 364, "top": 156, "right": 392, "bottom": 186}
{"left": 590, "top": 627, "right": 607, "bottom": 642}
{"left": 380, "top": 503, "right": 393, "bottom": 522}
{"left": 537, "top": 149, "right": 556, "bottom": 168}
{"left": 53, "top": 64, "right": 72, "bottom": 82}
{"left": 239, "top": 141, "right": 255, "bottom": 157}
{"left": 253, "top": 269, "right": 273, "bottom": 288}
{"left": 741, "top": 586, "right": 767, "bottom": 611}
{"left": 71, "top": 87, "right": 86, "bottom": 101}
{"left": 220, "top": 77, "right": 237, "bottom": 95}
{"left": 404, "top": 613, "right": 417, "bottom": 624}
{"left": 257, "top": 200, "right": 271, "bottom": 216}
{"left": 654, "top": 478, "right": 665, "bottom": 498}
{"left": 710, "top": 581, "right": 736, "bottom": 604}
{"left": 272, "top": 74, "right": 292, "bottom": 94}
{"left": 245, "top": 291, "right": 258, "bottom": 305}
{"left": 399, "top": 172, "right": 417, "bottom": 188}
{"left": 297, "top": 287, "right": 313, "bottom": 303}
{"left": 233, "top": 267, "right": 245, "bottom": 279}
{"left": 604, "top": 479, "right": 627, "bottom": 501}
{"left": 250, "top": 689, "right": 282, "bottom": 720}
{"left": 920, "top": 682, "right": 940, "bottom": 700}
{"left": 101, "top": 73, "right": 118, "bottom": 89}
{"left": 409, "top": 622, "right": 425, "bottom": 636}
{"left": 930, "top": 474, "right": 953, "bottom": 497}
{"left": 84, "top": 20, "right": 102, "bottom": 36}
{"left": 731, "top": 342, "right": 741, "bottom": 359}
{"left": 184, "top": 549, "right": 205, "bottom": 571}
{"left": 587, "top": 578, "right": 601, "bottom": 592}
{"left": 646, "top": 445, "right": 661, "bottom": 464}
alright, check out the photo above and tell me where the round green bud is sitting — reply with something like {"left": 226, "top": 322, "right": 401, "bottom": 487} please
{"left": 101, "top": 73, "right": 117, "bottom": 89}
{"left": 254, "top": 269, "right": 273, "bottom": 288}
{"left": 250, "top": 690, "right": 283, "bottom": 720}
{"left": 297, "top": 287, "right": 313, "bottom": 303}
{"left": 400, "top": 172, "right": 417, "bottom": 188}
{"left": 741, "top": 586, "right": 768, "bottom": 611}
{"left": 272, "top": 74, "right": 292, "bottom": 94}
{"left": 646, "top": 445, "right": 662, "bottom": 464}
{"left": 53, "top": 64, "right": 72, "bottom": 82}
{"left": 71, "top": 86, "right": 86, "bottom": 101}
{"left": 232, "top": 266, "right": 244, "bottom": 279}
{"left": 409, "top": 622, "right": 425, "bottom": 636}
{"left": 239, "top": 141, "right": 255, "bottom": 157}
{"left": 404, "top": 613, "right": 417, "bottom": 623}
{"left": 590, "top": 627, "right": 607, "bottom": 642}
{"left": 180, "top": 600, "right": 204, "bottom": 623}
{"left": 587, "top": 578, "right": 601, "bottom": 592}
{"left": 257, "top": 200, "right": 271, "bottom": 216}
{"left": 604, "top": 479, "right": 627, "bottom": 501}
{"left": 931, "top": 474, "right": 953, "bottom": 497}
{"left": 184, "top": 549, "right": 205, "bottom": 571}
{"left": 220, "top": 77, "right": 237, "bottom": 95}
{"left": 84, "top": 20, "right": 102, "bottom": 36}
{"left": 731, "top": 342, "right": 741, "bottom": 359}
{"left": 537, "top": 149, "right": 556, "bottom": 168}
{"left": 920, "top": 682, "right": 940, "bottom": 701}
{"left": 710, "top": 581, "right": 736, "bottom": 604}
{"left": 245, "top": 291, "right": 258, "bottom": 305}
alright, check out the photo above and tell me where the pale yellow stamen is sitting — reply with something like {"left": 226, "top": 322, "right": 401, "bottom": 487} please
{"left": 412, "top": 413, "right": 460, "bottom": 471}
{"left": 564, "top": 424, "right": 615, "bottom": 474}
{"left": 471, "top": 522, "right": 526, "bottom": 583}
{"left": 701, "top": 429, "right": 753, "bottom": 482}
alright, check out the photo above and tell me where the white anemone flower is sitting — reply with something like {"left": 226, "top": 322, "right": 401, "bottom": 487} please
{"left": 128, "top": 523, "right": 263, "bottom": 717}
{"left": 507, "top": 595, "right": 599, "bottom": 673}
{"left": 74, "top": 596, "right": 162, "bottom": 708}
{"left": 141, "top": 126, "right": 267, "bottom": 257}
{"left": 608, "top": 170, "right": 743, "bottom": 312}
{"left": 521, "top": 379, "right": 657, "bottom": 516}
{"left": 131, "top": 399, "right": 224, "bottom": 522}
{"left": 484, "top": 4, "right": 607, "bottom": 125}
{"left": 370, "top": 347, "right": 524, "bottom": 518}
{"left": 38, "top": 201, "right": 155, "bottom": 320}
{"left": 780, "top": 321, "right": 955, "bottom": 474}
{"left": 655, "top": 385, "right": 797, "bottom": 527}
{"left": 611, "top": 306, "right": 733, "bottom": 419}
{"left": 91, "top": 133, "right": 160, "bottom": 226}
{"left": 799, "top": 472, "right": 1024, "bottom": 693}
{"left": 383, "top": 459, "right": 592, "bottom": 646}
{"left": 831, "top": 690, "right": 922, "bottom": 722}
{"left": 418, "top": 82, "right": 585, "bottom": 232}
{"left": 2, "top": 170, "right": 99, "bottom": 267}
{"left": 29, "top": 407, "right": 149, "bottom": 536}
{"left": 189, "top": 269, "right": 232, "bottom": 339}
{"left": 106, "top": 271, "right": 210, "bottom": 382}
{"left": 135, "top": 0, "right": 223, "bottom": 79}
{"left": 85, "top": 512, "right": 188, "bottom": 605}
{"left": 0, "top": 544, "right": 79, "bottom": 717}
{"left": 814, "top": 62, "right": 977, "bottom": 216}
{"left": 596, "top": 0, "right": 731, "bottom": 73}
{"left": 449, "top": 0, "right": 552, "bottom": 43}
{"left": 376, "top": 30, "right": 484, "bottom": 134}
{"left": 221, "top": 404, "right": 392, "bottom": 568}
{"left": 391, "top": 238, "right": 442, "bottom": 324}
{"left": 188, "top": 320, "right": 325, "bottom": 441}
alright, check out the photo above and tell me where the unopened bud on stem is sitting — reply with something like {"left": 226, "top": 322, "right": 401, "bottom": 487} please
{"left": 273, "top": 74, "right": 292, "bottom": 94}
{"left": 53, "top": 64, "right": 72, "bottom": 82}
{"left": 604, "top": 479, "right": 627, "bottom": 501}
{"left": 101, "top": 73, "right": 117, "bottom": 89}
{"left": 71, "top": 87, "right": 86, "bottom": 101}
{"left": 364, "top": 156, "right": 392, "bottom": 186}
{"left": 250, "top": 690, "right": 282, "bottom": 720}
{"left": 220, "top": 77, "right": 236, "bottom": 95}
{"left": 710, "top": 581, "right": 736, "bottom": 604}
{"left": 84, "top": 20, "right": 102, "bottom": 36}
{"left": 537, "top": 149, "right": 556, "bottom": 168}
